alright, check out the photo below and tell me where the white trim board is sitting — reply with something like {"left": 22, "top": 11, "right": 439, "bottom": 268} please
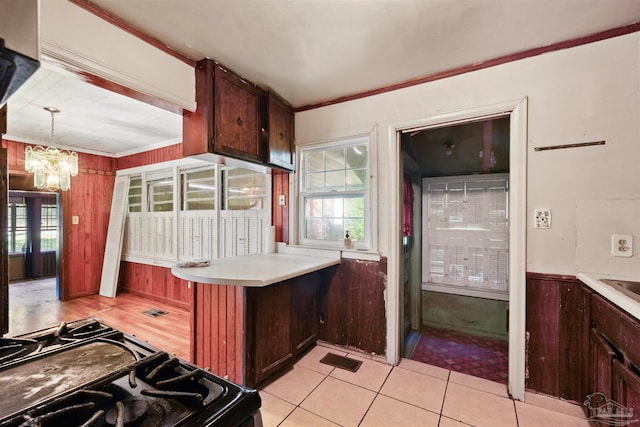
{"left": 99, "top": 175, "right": 129, "bottom": 298}
{"left": 387, "top": 97, "right": 528, "bottom": 401}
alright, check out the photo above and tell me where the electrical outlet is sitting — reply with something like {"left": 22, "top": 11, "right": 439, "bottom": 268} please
{"left": 612, "top": 234, "right": 633, "bottom": 257}
{"left": 534, "top": 208, "right": 551, "bottom": 229}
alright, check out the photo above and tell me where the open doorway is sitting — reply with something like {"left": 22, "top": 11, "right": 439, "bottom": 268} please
{"left": 8, "top": 190, "right": 60, "bottom": 309}
{"left": 401, "top": 117, "right": 510, "bottom": 384}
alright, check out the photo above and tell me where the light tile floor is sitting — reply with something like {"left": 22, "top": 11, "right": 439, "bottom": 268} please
{"left": 259, "top": 344, "right": 591, "bottom": 427}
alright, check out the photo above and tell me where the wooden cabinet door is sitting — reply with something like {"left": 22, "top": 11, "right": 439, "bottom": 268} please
{"left": 250, "top": 282, "right": 293, "bottom": 385}
{"left": 589, "top": 328, "right": 616, "bottom": 398}
{"left": 612, "top": 359, "right": 640, "bottom": 418}
{"left": 214, "top": 66, "right": 264, "bottom": 162}
{"left": 266, "top": 92, "right": 295, "bottom": 171}
{"left": 291, "top": 274, "right": 318, "bottom": 357}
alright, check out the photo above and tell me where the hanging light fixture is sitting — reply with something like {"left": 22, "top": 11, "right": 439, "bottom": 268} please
{"left": 24, "top": 107, "right": 78, "bottom": 191}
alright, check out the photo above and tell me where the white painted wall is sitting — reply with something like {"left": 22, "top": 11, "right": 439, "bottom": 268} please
{"left": 40, "top": 0, "right": 195, "bottom": 112}
{"left": 295, "top": 32, "right": 640, "bottom": 277}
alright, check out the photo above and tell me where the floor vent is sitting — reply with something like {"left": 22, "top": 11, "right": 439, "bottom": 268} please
{"left": 319, "top": 352, "right": 362, "bottom": 372}
{"left": 143, "top": 308, "right": 168, "bottom": 318}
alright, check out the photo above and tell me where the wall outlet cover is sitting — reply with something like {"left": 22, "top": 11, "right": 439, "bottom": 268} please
{"left": 534, "top": 208, "right": 551, "bottom": 229}
{"left": 611, "top": 234, "right": 633, "bottom": 257}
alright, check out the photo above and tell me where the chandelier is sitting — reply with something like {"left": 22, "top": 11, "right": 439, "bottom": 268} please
{"left": 24, "top": 107, "right": 78, "bottom": 191}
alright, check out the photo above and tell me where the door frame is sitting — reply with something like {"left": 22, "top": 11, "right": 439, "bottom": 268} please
{"left": 386, "top": 97, "right": 528, "bottom": 400}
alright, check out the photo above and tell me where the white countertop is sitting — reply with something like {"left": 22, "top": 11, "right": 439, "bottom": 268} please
{"left": 171, "top": 252, "right": 341, "bottom": 287}
{"left": 578, "top": 272, "right": 640, "bottom": 321}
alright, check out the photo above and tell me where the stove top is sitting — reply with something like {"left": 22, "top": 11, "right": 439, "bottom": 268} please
{"left": 0, "top": 318, "right": 117, "bottom": 365}
{"left": 0, "top": 319, "right": 261, "bottom": 427}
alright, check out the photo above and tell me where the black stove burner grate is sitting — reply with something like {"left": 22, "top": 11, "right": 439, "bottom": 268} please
{"left": 0, "top": 319, "right": 261, "bottom": 427}
{"left": 0, "top": 318, "right": 118, "bottom": 369}
{"left": 0, "top": 349, "right": 226, "bottom": 427}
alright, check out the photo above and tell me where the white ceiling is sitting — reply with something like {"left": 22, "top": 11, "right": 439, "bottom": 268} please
{"left": 4, "top": 0, "right": 640, "bottom": 157}
{"left": 5, "top": 62, "right": 182, "bottom": 157}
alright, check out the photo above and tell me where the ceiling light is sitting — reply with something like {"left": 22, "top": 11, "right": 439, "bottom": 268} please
{"left": 24, "top": 107, "right": 78, "bottom": 191}
{"left": 443, "top": 141, "right": 455, "bottom": 156}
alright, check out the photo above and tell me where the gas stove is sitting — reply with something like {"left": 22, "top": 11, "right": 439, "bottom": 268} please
{"left": 0, "top": 318, "right": 261, "bottom": 426}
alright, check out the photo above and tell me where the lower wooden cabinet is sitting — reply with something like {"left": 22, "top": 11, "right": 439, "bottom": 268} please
{"left": 526, "top": 275, "right": 640, "bottom": 419}
{"left": 291, "top": 273, "right": 318, "bottom": 357}
{"left": 589, "top": 328, "right": 616, "bottom": 399}
{"left": 247, "top": 281, "right": 293, "bottom": 386}
{"left": 587, "top": 293, "right": 640, "bottom": 419}
{"left": 245, "top": 273, "right": 319, "bottom": 386}
{"left": 613, "top": 358, "right": 640, "bottom": 416}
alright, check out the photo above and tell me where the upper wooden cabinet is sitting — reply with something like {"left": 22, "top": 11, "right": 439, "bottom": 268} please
{"left": 266, "top": 92, "right": 295, "bottom": 171}
{"left": 183, "top": 59, "right": 295, "bottom": 171}
{"left": 214, "top": 66, "right": 265, "bottom": 162}
{"left": 183, "top": 59, "right": 265, "bottom": 163}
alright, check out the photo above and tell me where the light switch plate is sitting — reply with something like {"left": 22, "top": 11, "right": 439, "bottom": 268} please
{"left": 612, "top": 234, "right": 633, "bottom": 257}
{"left": 72, "top": 215, "right": 79, "bottom": 225}
{"left": 278, "top": 194, "right": 286, "bottom": 206}
{"left": 534, "top": 208, "right": 551, "bottom": 229}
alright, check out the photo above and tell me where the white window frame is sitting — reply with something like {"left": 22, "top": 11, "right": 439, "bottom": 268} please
{"left": 296, "top": 133, "right": 376, "bottom": 251}
{"left": 422, "top": 173, "right": 509, "bottom": 301}
{"left": 118, "top": 158, "right": 271, "bottom": 267}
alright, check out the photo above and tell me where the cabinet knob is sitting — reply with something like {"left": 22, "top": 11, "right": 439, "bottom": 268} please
{"left": 236, "top": 117, "right": 243, "bottom": 126}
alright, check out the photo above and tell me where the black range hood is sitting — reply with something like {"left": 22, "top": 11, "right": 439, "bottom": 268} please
{"left": 0, "top": 37, "right": 40, "bottom": 106}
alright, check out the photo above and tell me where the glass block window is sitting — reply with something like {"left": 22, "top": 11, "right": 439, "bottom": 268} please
{"left": 422, "top": 174, "right": 509, "bottom": 300}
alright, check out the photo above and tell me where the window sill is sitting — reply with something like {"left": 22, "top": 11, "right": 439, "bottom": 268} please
{"left": 279, "top": 243, "right": 381, "bottom": 262}
{"left": 341, "top": 249, "right": 381, "bottom": 261}
{"left": 422, "top": 282, "right": 509, "bottom": 301}
{"left": 122, "top": 255, "right": 176, "bottom": 268}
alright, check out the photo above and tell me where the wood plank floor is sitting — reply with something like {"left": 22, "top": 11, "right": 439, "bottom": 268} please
{"left": 7, "top": 279, "right": 190, "bottom": 361}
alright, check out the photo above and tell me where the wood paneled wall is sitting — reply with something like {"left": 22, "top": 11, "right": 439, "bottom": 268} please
{"left": 115, "top": 143, "right": 189, "bottom": 303}
{"left": 119, "top": 262, "right": 191, "bottom": 309}
{"left": 3, "top": 139, "right": 117, "bottom": 300}
{"left": 272, "top": 171, "right": 289, "bottom": 243}
{"left": 192, "top": 283, "right": 245, "bottom": 384}
{"left": 526, "top": 273, "right": 589, "bottom": 402}
{"left": 318, "top": 257, "right": 387, "bottom": 355}
{"left": 116, "top": 143, "right": 183, "bottom": 170}
{"left": 59, "top": 152, "right": 116, "bottom": 299}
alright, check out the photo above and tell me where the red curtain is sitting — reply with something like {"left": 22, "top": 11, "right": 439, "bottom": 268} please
{"left": 403, "top": 173, "right": 413, "bottom": 237}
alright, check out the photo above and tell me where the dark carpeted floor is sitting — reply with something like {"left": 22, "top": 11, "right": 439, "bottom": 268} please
{"left": 409, "top": 325, "right": 509, "bottom": 384}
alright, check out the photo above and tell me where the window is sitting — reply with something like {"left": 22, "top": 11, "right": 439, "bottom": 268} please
{"left": 7, "top": 198, "right": 27, "bottom": 254}
{"left": 146, "top": 169, "right": 174, "bottom": 212}
{"left": 121, "top": 160, "right": 270, "bottom": 265}
{"left": 299, "top": 137, "right": 370, "bottom": 249}
{"left": 181, "top": 167, "right": 216, "bottom": 211}
{"left": 422, "top": 174, "right": 509, "bottom": 301}
{"left": 179, "top": 165, "right": 217, "bottom": 261}
{"left": 40, "top": 204, "right": 58, "bottom": 252}
{"left": 127, "top": 176, "right": 142, "bottom": 213}
{"left": 222, "top": 167, "right": 267, "bottom": 210}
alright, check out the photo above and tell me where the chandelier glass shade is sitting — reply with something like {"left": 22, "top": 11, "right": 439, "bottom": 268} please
{"left": 24, "top": 107, "right": 79, "bottom": 191}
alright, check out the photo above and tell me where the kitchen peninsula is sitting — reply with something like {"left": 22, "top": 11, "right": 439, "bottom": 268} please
{"left": 171, "top": 247, "right": 341, "bottom": 386}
